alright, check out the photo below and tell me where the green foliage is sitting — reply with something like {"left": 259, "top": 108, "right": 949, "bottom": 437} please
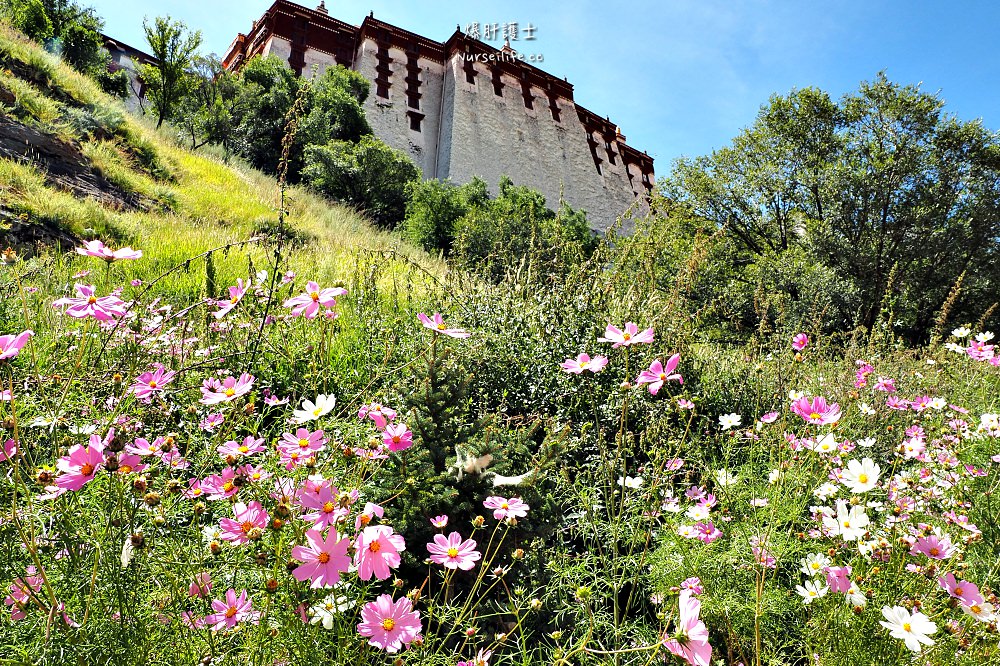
{"left": 139, "top": 15, "right": 201, "bottom": 129}
{"left": 402, "top": 177, "right": 489, "bottom": 254}
{"left": 302, "top": 135, "right": 418, "bottom": 228}
{"left": 10, "top": 0, "right": 52, "bottom": 41}
{"left": 666, "top": 72, "right": 1000, "bottom": 341}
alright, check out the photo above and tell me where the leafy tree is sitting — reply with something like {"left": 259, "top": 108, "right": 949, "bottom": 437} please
{"left": 666, "top": 73, "right": 1000, "bottom": 340}
{"left": 172, "top": 54, "right": 238, "bottom": 151}
{"left": 139, "top": 15, "right": 201, "bottom": 128}
{"left": 302, "top": 135, "right": 418, "bottom": 228}
{"left": 10, "top": 0, "right": 53, "bottom": 42}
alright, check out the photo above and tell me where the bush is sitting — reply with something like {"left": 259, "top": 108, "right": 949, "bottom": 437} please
{"left": 302, "top": 135, "right": 418, "bottom": 228}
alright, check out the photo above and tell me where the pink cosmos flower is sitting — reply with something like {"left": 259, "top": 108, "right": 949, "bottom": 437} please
{"left": 483, "top": 496, "right": 530, "bottom": 521}
{"left": 874, "top": 376, "right": 896, "bottom": 393}
{"left": 693, "top": 522, "right": 722, "bottom": 544}
{"left": 430, "top": 515, "right": 449, "bottom": 528}
{"left": 662, "top": 589, "right": 712, "bottom": 666}
{"left": 855, "top": 362, "right": 874, "bottom": 388}
{"left": 291, "top": 529, "right": 352, "bottom": 588}
{"left": 457, "top": 649, "right": 493, "bottom": 666}
{"left": 359, "top": 402, "right": 397, "bottom": 424}
{"left": 427, "top": 531, "right": 481, "bottom": 570}
{"left": 280, "top": 428, "right": 326, "bottom": 456}
{"left": 214, "top": 279, "right": 249, "bottom": 319}
{"left": 0, "top": 330, "right": 32, "bottom": 361}
{"left": 236, "top": 463, "right": 271, "bottom": 484}
{"left": 680, "top": 577, "right": 703, "bottom": 595}
{"left": 597, "top": 322, "right": 654, "bottom": 348}
{"left": 200, "top": 413, "right": 225, "bottom": 432}
{"left": 54, "top": 435, "right": 105, "bottom": 491}
{"left": 52, "top": 284, "right": 127, "bottom": 320}
{"left": 4, "top": 566, "right": 43, "bottom": 621}
{"left": 216, "top": 435, "right": 266, "bottom": 460}
{"left": 886, "top": 396, "right": 910, "bottom": 410}
{"left": 0, "top": 439, "right": 18, "bottom": 462}
{"left": 200, "top": 373, "right": 254, "bottom": 405}
{"left": 189, "top": 572, "right": 212, "bottom": 598}
{"left": 298, "top": 482, "right": 347, "bottom": 529}
{"left": 635, "top": 354, "right": 683, "bottom": 395}
{"left": 357, "top": 594, "right": 422, "bottom": 653}
{"left": 129, "top": 367, "right": 176, "bottom": 402}
{"left": 382, "top": 423, "right": 413, "bottom": 452}
{"left": 560, "top": 353, "right": 609, "bottom": 374}
{"left": 355, "top": 502, "right": 385, "bottom": 530}
{"left": 202, "top": 467, "right": 240, "bottom": 500}
{"left": 417, "top": 312, "right": 471, "bottom": 339}
{"left": 911, "top": 534, "right": 954, "bottom": 560}
{"left": 355, "top": 525, "right": 405, "bottom": 581}
{"left": 218, "top": 501, "right": 269, "bottom": 545}
{"left": 110, "top": 451, "right": 145, "bottom": 476}
{"left": 791, "top": 333, "right": 809, "bottom": 351}
{"left": 790, "top": 396, "right": 842, "bottom": 425}
{"left": 204, "top": 589, "right": 260, "bottom": 631}
{"left": 677, "top": 398, "right": 695, "bottom": 410}
{"left": 938, "top": 573, "right": 984, "bottom": 606}
{"left": 284, "top": 281, "right": 347, "bottom": 319}
{"left": 76, "top": 239, "right": 142, "bottom": 262}
{"left": 759, "top": 411, "right": 779, "bottom": 424}
{"left": 824, "top": 565, "right": 852, "bottom": 594}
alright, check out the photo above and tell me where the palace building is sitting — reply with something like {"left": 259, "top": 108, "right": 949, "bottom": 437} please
{"left": 222, "top": 1, "right": 654, "bottom": 229}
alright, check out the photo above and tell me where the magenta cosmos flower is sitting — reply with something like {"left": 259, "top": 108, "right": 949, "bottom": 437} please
{"left": 910, "top": 534, "right": 954, "bottom": 560}
{"left": 204, "top": 589, "right": 260, "bottom": 631}
{"left": 635, "top": 354, "right": 683, "bottom": 395}
{"left": 0, "top": 330, "right": 32, "bottom": 361}
{"left": 355, "top": 525, "right": 405, "bottom": 581}
{"left": 298, "top": 482, "right": 347, "bottom": 529}
{"left": 76, "top": 239, "right": 142, "bottom": 262}
{"left": 791, "top": 333, "right": 809, "bottom": 351}
{"left": 284, "top": 281, "right": 347, "bottom": 319}
{"left": 382, "top": 423, "right": 413, "bottom": 452}
{"left": 54, "top": 435, "right": 106, "bottom": 491}
{"left": 418, "top": 312, "right": 471, "bottom": 339}
{"left": 560, "top": 353, "right": 609, "bottom": 374}
{"left": 824, "top": 565, "right": 852, "bottom": 593}
{"left": 790, "top": 396, "right": 842, "bottom": 425}
{"left": 4, "top": 566, "right": 43, "bottom": 621}
{"left": 483, "top": 496, "right": 529, "bottom": 521}
{"left": 291, "top": 528, "right": 352, "bottom": 588}
{"left": 662, "top": 589, "right": 712, "bottom": 666}
{"left": 218, "top": 501, "right": 269, "bottom": 544}
{"left": 427, "top": 531, "right": 481, "bottom": 570}
{"left": 214, "top": 279, "right": 250, "bottom": 319}
{"left": 357, "top": 594, "right": 422, "bottom": 653}
{"left": 129, "top": 367, "right": 176, "bottom": 402}
{"left": 199, "top": 373, "right": 254, "bottom": 405}
{"left": 598, "top": 322, "right": 654, "bottom": 348}
{"left": 938, "top": 573, "right": 984, "bottom": 606}
{"left": 52, "top": 284, "right": 127, "bottom": 321}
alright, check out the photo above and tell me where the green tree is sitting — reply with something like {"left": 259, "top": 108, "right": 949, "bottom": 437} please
{"left": 302, "top": 135, "right": 418, "bottom": 228}
{"left": 139, "top": 15, "right": 202, "bottom": 128}
{"left": 402, "top": 177, "right": 489, "bottom": 254}
{"left": 173, "top": 54, "right": 238, "bottom": 151}
{"left": 10, "top": 0, "right": 53, "bottom": 42}
{"left": 666, "top": 73, "right": 1000, "bottom": 340}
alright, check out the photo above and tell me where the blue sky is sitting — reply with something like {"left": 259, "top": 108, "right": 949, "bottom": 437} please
{"left": 91, "top": 0, "right": 1000, "bottom": 174}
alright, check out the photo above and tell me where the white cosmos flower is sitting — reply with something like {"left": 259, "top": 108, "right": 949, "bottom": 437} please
{"left": 677, "top": 524, "right": 696, "bottom": 538}
{"left": 976, "top": 331, "right": 994, "bottom": 342}
{"left": 857, "top": 402, "right": 876, "bottom": 415}
{"left": 823, "top": 500, "right": 870, "bottom": 541}
{"left": 962, "top": 601, "right": 996, "bottom": 624}
{"left": 617, "top": 475, "right": 644, "bottom": 489}
{"left": 944, "top": 342, "right": 966, "bottom": 353}
{"left": 951, "top": 326, "right": 971, "bottom": 338}
{"left": 686, "top": 504, "right": 710, "bottom": 521}
{"left": 788, "top": 390, "right": 804, "bottom": 401}
{"left": 813, "top": 483, "right": 839, "bottom": 500}
{"left": 795, "top": 580, "right": 828, "bottom": 604}
{"left": 879, "top": 606, "right": 937, "bottom": 652}
{"left": 292, "top": 394, "right": 336, "bottom": 424}
{"left": 715, "top": 469, "right": 738, "bottom": 486}
{"left": 856, "top": 437, "right": 876, "bottom": 448}
{"left": 309, "top": 585, "right": 355, "bottom": 629}
{"left": 799, "top": 553, "right": 831, "bottom": 577}
{"left": 845, "top": 582, "right": 867, "bottom": 607}
{"left": 809, "top": 433, "right": 838, "bottom": 454}
{"left": 841, "top": 458, "right": 881, "bottom": 493}
{"left": 768, "top": 469, "right": 782, "bottom": 484}
{"left": 719, "top": 413, "right": 742, "bottom": 430}
{"left": 929, "top": 397, "right": 946, "bottom": 410}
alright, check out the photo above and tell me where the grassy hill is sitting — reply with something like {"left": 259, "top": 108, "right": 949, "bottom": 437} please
{"left": 0, "top": 22, "right": 443, "bottom": 299}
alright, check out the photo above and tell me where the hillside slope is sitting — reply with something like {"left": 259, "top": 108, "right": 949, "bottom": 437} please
{"left": 0, "top": 22, "right": 443, "bottom": 295}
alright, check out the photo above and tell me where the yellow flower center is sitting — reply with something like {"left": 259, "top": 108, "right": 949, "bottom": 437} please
{"left": 225, "top": 606, "right": 237, "bottom": 618}
{"left": 149, "top": 381, "right": 158, "bottom": 388}
{"left": 313, "top": 408, "right": 322, "bottom": 416}
{"left": 391, "top": 436, "right": 401, "bottom": 444}
{"left": 119, "top": 465, "right": 132, "bottom": 474}
{"left": 501, "top": 502, "right": 509, "bottom": 509}
{"left": 318, "top": 552, "right": 330, "bottom": 564}
{"left": 955, "top": 587, "right": 964, "bottom": 596}
{"left": 659, "top": 373, "right": 666, "bottom": 380}
{"left": 929, "top": 547, "right": 940, "bottom": 556}
{"left": 811, "top": 563, "right": 820, "bottom": 570}
{"left": 310, "top": 292, "right": 320, "bottom": 301}
{"left": 381, "top": 618, "right": 395, "bottom": 631}
{"left": 238, "top": 446, "right": 249, "bottom": 453}
{"left": 809, "top": 412, "right": 821, "bottom": 420}
{"left": 87, "top": 296, "right": 97, "bottom": 304}
{"left": 80, "top": 463, "right": 95, "bottom": 476}
{"left": 623, "top": 333, "right": 632, "bottom": 341}
{"left": 224, "top": 388, "right": 235, "bottom": 397}
{"left": 322, "top": 502, "right": 335, "bottom": 514}
{"left": 971, "top": 605, "right": 982, "bottom": 614}
{"left": 359, "top": 514, "right": 371, "bottom": 526}
{"left": 230, "top": 296, "right": 239, "bottom": 304}
{"left": 369, "top": 541, "right": 382, "bottom": 553}
{"left": 241, "top": 521, "right": 253, "bottom": 534}
{"left": 298, "top": 438, "right": 309, "bottom": 448}
{"left": 448, "top": 547, "right": 459, "bottom": 558}
{"left": 437, "top": 323, "right": 447, "bottom": 330}
{"left": 223, "top": 481, "right": 234, "bottom": 492}
{"left": 858, "top": 474, "right": 868, "bottom": 483}
{"left": 903, "top": 622, "right": 911, "bottom": 632}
